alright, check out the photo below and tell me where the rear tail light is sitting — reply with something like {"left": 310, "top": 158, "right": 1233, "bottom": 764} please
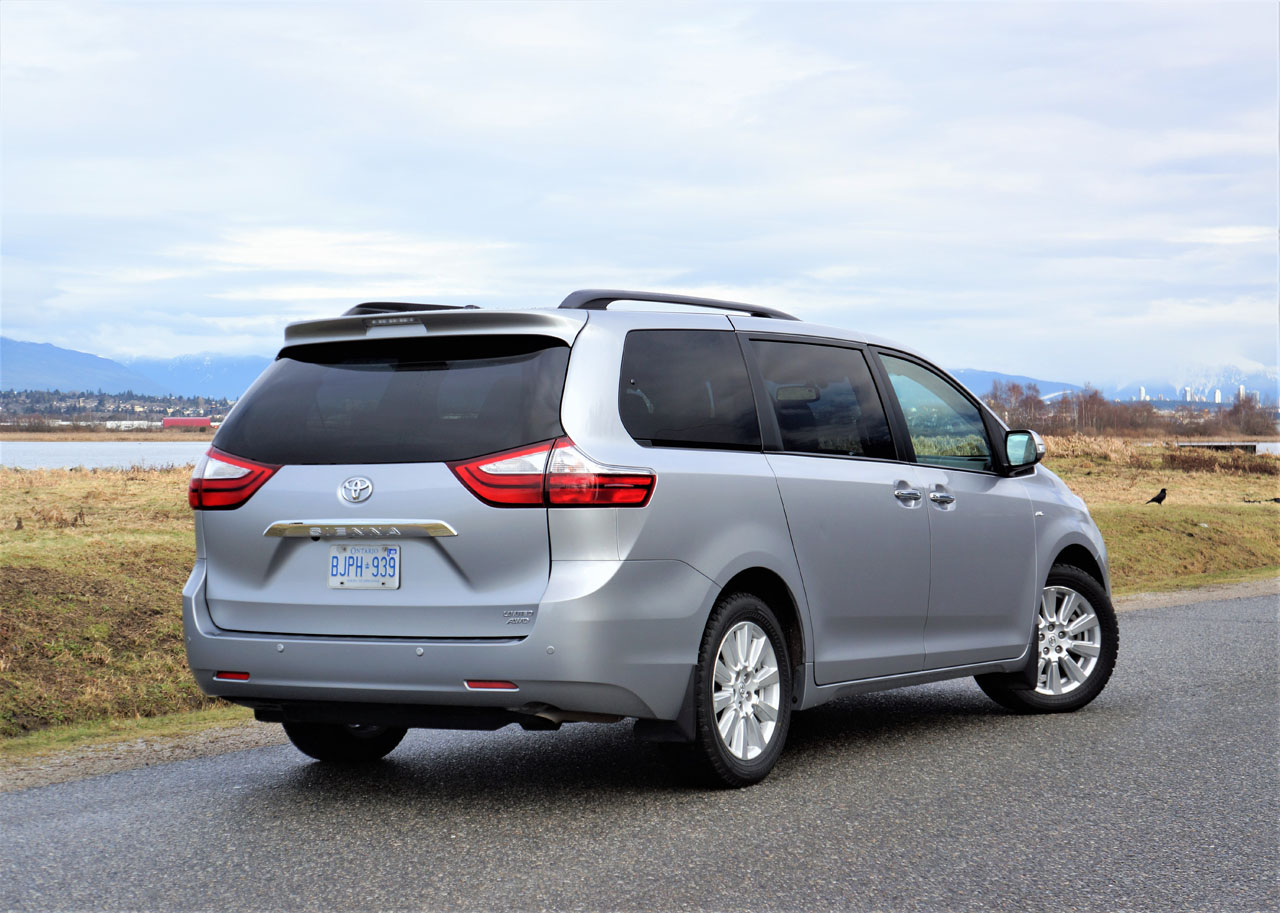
{"left": 447, "top": 440, "right": 552, "bottom": 506}
{"left": 449, "top": 438, "right": 655, "bottom": 508}
{"left": 545, "top": 440, "right": 655, "bottom": 506}
{"left": 213, "top": 671, "right": 251, "bottom": 681}
{"left": 189, "top": 448, "right": 280, "bottom": 510}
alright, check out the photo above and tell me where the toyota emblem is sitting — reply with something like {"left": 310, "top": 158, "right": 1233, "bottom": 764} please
{"left": 339, "top": 477, "right": 374, "bottom": 503}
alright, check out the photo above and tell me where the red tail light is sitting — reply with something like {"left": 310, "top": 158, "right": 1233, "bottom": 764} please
{"left": 188, "top": 448, "right": 280, "bottom": 510}
{"left": 464, "top": 680, "right": 519, "bottom": 691}
{"left": 449, "top": 438, "right": 655, "bottom": 508}
{"left": 448, "top": 440, "right": 553, "bottom": 506}
{"left": 545, "top": 440, "right": 655, "bottom": 506}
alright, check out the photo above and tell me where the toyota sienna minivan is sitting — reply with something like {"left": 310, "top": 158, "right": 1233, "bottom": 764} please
{"left": 184, "top": 289, "right": 1118, "bottom": 786}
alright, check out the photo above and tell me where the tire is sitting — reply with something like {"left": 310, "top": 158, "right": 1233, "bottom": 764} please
{"left": 282, "top": 722, "right": 408, "bottom": 762}
{"left": 689, "top": 592, "right": 792, "bottom": 787}
{"left": 975, "top": 564, "right": 1119, "bottom": 713}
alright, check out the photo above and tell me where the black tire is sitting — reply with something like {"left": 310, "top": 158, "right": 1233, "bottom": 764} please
{"left": 975, "top": 564, "right": 1119, "bottom": 713}
{"left": 282, "top": 722, "right": 407, "bottom": 762}
{"left": 690, "top": 592, "right": 792, "bottom": 787}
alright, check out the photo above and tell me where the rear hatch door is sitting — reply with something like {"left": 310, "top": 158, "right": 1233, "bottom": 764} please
{"left": 200, "top": 326, "right": 575, "bottom": 638}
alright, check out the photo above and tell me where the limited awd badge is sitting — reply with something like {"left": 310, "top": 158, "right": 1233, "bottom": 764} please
{"left": 339, "top": 477, "right": 374, "bottom": 503}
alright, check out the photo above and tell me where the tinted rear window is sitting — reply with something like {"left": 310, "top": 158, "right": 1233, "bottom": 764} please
{"left": 618, "top": 330, "right": 760, "bottom": 450}
{"left": 750, "top": 340, "right": 895, "bottom": 460}
{"left": 214, "top": 336, "right": 569, "bottom": 464}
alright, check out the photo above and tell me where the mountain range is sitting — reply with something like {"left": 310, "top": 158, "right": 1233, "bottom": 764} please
{"left": 0, "top": 337, "right": 270, "bottom": 399}
{"left": 0, "top": 335, "right": 1275, "bottom": 405}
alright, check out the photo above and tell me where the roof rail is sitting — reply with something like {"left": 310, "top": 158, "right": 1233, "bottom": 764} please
{"left": 558, "top": 289, "right": 799, "bottom": 321}
{"left": 343, "top": 301, "right": 481, "bottom": 316}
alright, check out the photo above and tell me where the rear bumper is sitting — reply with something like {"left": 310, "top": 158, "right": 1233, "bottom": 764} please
{"left": 183, "top": 557, "right": 716, "bottom": 722}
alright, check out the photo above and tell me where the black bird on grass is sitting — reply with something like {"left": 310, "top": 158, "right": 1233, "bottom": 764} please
{"left": 1146, "top": 488, "right": 1167, "bottom": 505}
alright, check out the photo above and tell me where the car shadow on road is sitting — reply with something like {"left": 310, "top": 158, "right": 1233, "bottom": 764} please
{"left": 237, "top": 680, "right": 1023, "bottom": 808}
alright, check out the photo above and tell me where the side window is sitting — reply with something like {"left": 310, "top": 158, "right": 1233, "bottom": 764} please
{"left": 749, "top": 340, "right": 895, "bottom": 460}
{"left": 879, "top": 354, "right": 993, "bottom": 471}
{"left": 618, "top": 330, "right": 761, "bottom": 450}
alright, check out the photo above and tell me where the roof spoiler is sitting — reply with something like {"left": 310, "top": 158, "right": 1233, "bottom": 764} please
{"left": 343, "top": 302, "right": 481, "bottom": 316}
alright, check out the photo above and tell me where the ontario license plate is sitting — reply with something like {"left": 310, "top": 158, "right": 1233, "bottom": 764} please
{"left": 328, "top": 544, "right": 400, "bottom": 589}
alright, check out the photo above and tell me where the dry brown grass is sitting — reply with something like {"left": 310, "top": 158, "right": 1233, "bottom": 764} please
{"left": 1043, "top": 438, "right": 1280, "bottom": 507}
{"left": 1162, "top": 448, "right": 1278, "bottom": 475}
{"left": 0, "top": 466, "right": 211, "bottom": 737}
{"left": 0, "top": 466, "right": 191, "bottom": 542}
{"left": 1041, "top": 440, "right": 1280, "bottom": 593}
{"left": 1043, "top": 434, "right": 1152, "bottom": 464}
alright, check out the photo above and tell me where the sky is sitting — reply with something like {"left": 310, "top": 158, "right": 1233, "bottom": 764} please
{"left": 1, "top": 1, "right": 1276, "bottom": 387}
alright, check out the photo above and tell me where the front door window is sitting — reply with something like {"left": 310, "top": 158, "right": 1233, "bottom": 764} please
{"left": 880, "top": 355, "right": 992, "bottom": 471}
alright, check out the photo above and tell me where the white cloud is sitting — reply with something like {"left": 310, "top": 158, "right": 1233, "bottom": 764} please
{"left": 0, "top": 1, "right": 1274, "bottom": 384}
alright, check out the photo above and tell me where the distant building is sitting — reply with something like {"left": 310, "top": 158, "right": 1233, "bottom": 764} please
{"left": 162, "top": 416, "right": 212, "bottom": 429}
{"left": 1238, "top": 384, "right": 1247, "bottom": 403}
{"left": 1138, "top": 386, "right": 1147, "bottom": 401}
{"left": 1213, "top": 389, "right": 1222, "bottom": 404}
{"left": 104, "top": 420, "right": 162, "bottom": 431}
{"left": 1183, "top": 387, "right": 1192, "bottom": 402}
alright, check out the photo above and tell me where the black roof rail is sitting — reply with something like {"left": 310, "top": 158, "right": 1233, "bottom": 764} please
{"left": 343, "top": 301, "right": 481, "bottom": 316}
{"left": 558, "top": 289, "right": 799, "bottom": 321}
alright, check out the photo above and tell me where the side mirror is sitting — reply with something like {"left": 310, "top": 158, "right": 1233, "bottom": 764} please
{"left": 1005, "top": 429, "right": 1045, "bottom": 470}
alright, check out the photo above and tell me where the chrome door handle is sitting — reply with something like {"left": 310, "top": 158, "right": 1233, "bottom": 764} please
{"left": 893, "top": 489, "right": 922, "bottom": 502}
{"left": 929, "top": 492, "right": 956, "bottom": 505}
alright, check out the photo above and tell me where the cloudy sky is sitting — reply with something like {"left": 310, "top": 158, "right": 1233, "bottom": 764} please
{"left": 2, "top": 1, "right": 1276, "bottom": 386}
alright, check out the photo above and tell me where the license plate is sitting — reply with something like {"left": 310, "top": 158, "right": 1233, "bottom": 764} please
{"left": 328, "top": 544, "right": 400, "bottom": 589}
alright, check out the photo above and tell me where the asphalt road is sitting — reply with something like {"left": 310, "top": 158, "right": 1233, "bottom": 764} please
{"left": 3, "top": 594, "right": 1276, "bottom": 913}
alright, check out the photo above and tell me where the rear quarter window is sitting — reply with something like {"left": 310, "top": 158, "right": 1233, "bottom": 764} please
{"left": 618, "top": 330, "right": 760, "bottom": 450}
{"left": 214, "top": 335, "right": 569, "bottom": 464}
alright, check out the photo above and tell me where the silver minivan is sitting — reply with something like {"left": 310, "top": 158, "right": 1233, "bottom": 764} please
{"left": 184, "top": 289, "right": 1118, "bottom": 786}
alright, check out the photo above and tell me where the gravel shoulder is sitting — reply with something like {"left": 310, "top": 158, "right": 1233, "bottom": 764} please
{"left": 1113, "top": 574, "right": 1277, "bottom": 612}
{"left": 3, "top": 576, "right": 1275, "bottom": 795}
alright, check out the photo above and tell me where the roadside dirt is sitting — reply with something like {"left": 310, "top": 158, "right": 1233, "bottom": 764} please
{"left": 1113, "top": 575, "right": 1278, "bottom": 612}
{"left": 0, "top": 720, "right": 287, "bottom": 793}
{"left": 2, "top": 577, "right": 1275, "bottom": 794}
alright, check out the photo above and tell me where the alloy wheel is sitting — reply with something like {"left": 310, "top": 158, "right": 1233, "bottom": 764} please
{"left": 712, "top": 621, "right": 782, "bottom": 760}
{"left": 1036, "top": 585, "right": 1102, "bottom": 696}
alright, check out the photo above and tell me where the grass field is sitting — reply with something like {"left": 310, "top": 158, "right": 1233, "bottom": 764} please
{"left": 0, "top": 466, "right": 215, "bottom": 738}
{"left": 0, "top": 439, "right": 1276, "bottom": 742}
{"left": 1041, "top": 435, "right": 1280, "bottom": 593}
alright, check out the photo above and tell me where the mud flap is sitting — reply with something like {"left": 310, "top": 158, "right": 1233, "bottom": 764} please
{"left": 632, "top": 666, "right": 697, "bottom": 743}
{"left": 1008, "top": 625, "right": 1039, "bottom": 691}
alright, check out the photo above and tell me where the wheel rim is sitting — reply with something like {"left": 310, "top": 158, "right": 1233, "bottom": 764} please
{"left": 712, "top": 621, "right": 781, "bottom": 760}
{"left": 1036, "top": 585, "right": 1102, "bottom": 696}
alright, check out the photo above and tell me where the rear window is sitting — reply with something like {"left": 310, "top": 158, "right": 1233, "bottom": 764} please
{"left": 214, "top": 336, "right": 569, "bottom": 464}
{"left": 618, "top": 330, "right": 760, "bottom": 450}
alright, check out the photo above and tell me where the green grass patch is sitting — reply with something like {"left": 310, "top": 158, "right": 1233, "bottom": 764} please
{"left": 1092, "top": 504, "right": 1280, "bottom": 594}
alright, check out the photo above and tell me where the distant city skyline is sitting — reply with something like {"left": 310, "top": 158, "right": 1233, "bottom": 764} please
{"left": 5, "top": 333, "right": 1275, "bottom": 407}
{"left": 2, "top": 2, "right": 1276, "bottom": 386}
